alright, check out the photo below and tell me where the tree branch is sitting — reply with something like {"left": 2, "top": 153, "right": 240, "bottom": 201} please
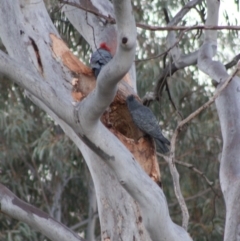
{"left": 138, "top": 25, "right": 240, "bottom": 32}
{"left": 166, "top": 0, "right": 201, "bottom": 72}
{"left": 86, "top": 179, "right": 97, "bottom": 241}
{"left": 0, "top": 1, "right": 192, "bottom": 240}
{"left": 77, "top": 0, "right": 136, "bottom": 128}
{"left": 168, "top": 188, "right": 212, "bottom": 207}
{"left": 0, "top": 2, "right": 148, "bottom": 240}
{"left": 61, "top": 0, "right": 240, "bottom": 32}
{"left": 161, "top": 61, "right": 239, "bottom": 231}
{"left": 157, "top": 152, "right": 215, "bottom": 189}
{"left": 161, "top": 154, "right": 190, "bottom": 230}
{"left": 0, "top": 184, "right": 85, "bottom": 241}
{"left": 155, "top": 0, "right": 202, "bottom": 100}
{"left": 65, "top": 1, "right": 192, "bottom": 240}
{"left": 175, "top": 67, "right": 239, "bottom": 131}
{"left": 198, "top": 1, "right": 240, "bottom": 240}
{"left": 175, "top": 160, "right": 214, "bottom": 186}
{"left": 0, "top": 51, "right": 74, "bottom": 126}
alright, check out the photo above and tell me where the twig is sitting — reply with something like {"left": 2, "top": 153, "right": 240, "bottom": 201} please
{"left": 174, "top": 160, "right": 219, "bottom": 196}
{"left": 135, "top": 27, "right": 197, "bottom": 63}
{"left": 174, "top": 66, "right": 239, "bottom": 132}
{"left": 160, "top": 152, "right": 190, "bottom": 230}
{"left": 164, "top": 74, "right": 184, "bottom": 120}
{"left": 59, "top": 1, "right": 240, "bottom": 32}
{"left": 175, "top": 160, "right": 213, "bottom": 186}
{"left": 31, "top": 158, "right": 51, "bottom": 214}
{"left": 157, "top": 152, "right": 215, "bottom": 189}
{"left": 59, "top": 0, "right": 116, "bottom": 24}
{"left": 167, "top": 64, "right": 240, "bottom": 230}
{"left": 154, "top": 62, "right": 180, "bottom": 99}
{"left": 70, "top": 213, "right": 99, "bottom": 231}
{"left": 168, "top": 188, "right": 212, "bottom": 207}
{"left": 137, "top": 24, "right": 240, "bottom": 32}
{"left": 153, "top": 52, "right": 240, "bottom": 102}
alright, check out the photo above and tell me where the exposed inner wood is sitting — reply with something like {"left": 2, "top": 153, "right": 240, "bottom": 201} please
{"left": 50, "top": 33, "right": 161, "bottom": 186}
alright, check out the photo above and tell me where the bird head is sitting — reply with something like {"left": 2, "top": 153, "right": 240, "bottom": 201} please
{"left": 126, "top": 95, "right": 134, "bottom": 102}
{"left": 90, "top": 42, "right": 112, "bottom": 78}
{"left": 99, "top": 42, "right": 111, "bottom": 52}
{"left": 126, "top": 95, "right": 140, "bottom": 110}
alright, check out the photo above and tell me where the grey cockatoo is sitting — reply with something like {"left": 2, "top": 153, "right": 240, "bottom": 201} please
{"left": 126, "top": 95, "right": 170, "bottom": 153}
{"left": 90, "top": 43, "right": 112, "bottom": 78}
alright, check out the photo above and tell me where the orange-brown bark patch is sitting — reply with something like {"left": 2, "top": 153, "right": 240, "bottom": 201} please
{"left": 50, "top": 34, "right": 93, "bottom": 76}
{"left": 50, "top": 34, "right": 96, "bottom": 101}
{"left": 101, "top": 90, "right": 161, "bottom": 184}
{"left": 50, "top": 33, "right": 161, "bottom": 186}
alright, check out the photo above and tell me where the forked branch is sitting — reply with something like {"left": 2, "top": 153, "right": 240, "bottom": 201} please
{"left": 165, "top": 64, "right": 239, "bottom": 229}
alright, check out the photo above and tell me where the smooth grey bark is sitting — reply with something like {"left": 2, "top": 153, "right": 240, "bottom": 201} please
{"left": 0, "top": 184, "right": 84, "bottom": 241}
{"left": 0, "top": 0, "right": 191, "bottom": 241}
{"left": 166, "top": 0, "right": 203, "bottom": 68}
{"left": 26, "top": 93, "right": 152, "bottom": 241}
{"left": 86, "top": 179, "right": 97, "bottom": 241}
{"left": 63, "top": 0, "right": 137, "bottom": 91}
{"left": 198, "top": 0, "right": 240, "bottom": 240}
{"left": 50, "top": 177, "right": 65, "bottom": 221}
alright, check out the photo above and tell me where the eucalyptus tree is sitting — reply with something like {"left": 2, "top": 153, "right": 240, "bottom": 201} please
{"left": 0, "top": 0, "right": 239, "bottom": 241}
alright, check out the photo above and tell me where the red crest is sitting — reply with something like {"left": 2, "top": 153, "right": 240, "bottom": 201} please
{"left": 100, "top": 42, "right": 111, "bottom": 52}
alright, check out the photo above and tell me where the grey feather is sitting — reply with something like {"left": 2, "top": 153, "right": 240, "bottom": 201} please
{"left": 90, "top": 48, "right": 112, "bottom": 78}
{"left": 126, "top": 95, "right": 170, "bottom": 153}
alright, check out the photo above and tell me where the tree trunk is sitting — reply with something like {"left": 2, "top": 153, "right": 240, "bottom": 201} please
{"left": 1, "top": 0, "right": 223, "bottom": 240}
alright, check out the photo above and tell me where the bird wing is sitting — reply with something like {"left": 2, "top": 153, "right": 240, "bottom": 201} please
{"left": 131, "top": 106, "right": 170, "bottom": 145}
{"left": 155, "top": 138, "right": 169, "bottom": 153}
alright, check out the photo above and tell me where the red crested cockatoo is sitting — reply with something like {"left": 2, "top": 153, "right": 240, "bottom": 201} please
{"left": 90, "top": 43, "right": 112, "bottom": 78}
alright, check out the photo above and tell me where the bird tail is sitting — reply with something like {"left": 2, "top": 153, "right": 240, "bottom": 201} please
{"left": 155, "top": 138, "right": 170, "bottom": 154}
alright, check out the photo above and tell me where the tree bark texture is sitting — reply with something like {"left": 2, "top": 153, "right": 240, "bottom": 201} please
{"left": 198, "top": 0, "right": 240, "bottom": 240}
{"left": 3, "top": 0, "right": 237, "bottom": 240}
{"left": 0, "top": 0, "right": 189, "bottom": 240}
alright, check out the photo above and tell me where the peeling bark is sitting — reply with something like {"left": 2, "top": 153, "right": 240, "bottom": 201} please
{"left": 0, "top": 0, "right": 192, "bottom": 240}
{"left": 50, "top": 30, "right": 161, "bottom": 184}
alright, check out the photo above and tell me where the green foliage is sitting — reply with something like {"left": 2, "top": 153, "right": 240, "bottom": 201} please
{"left": 132, "top": 1, "right": 234, "bottom": 240}
{"left": 1, "top": 0, "right": 239, "bottom": 240}
{"left": 0, "top": 78, "right": 89, "bottom": 240}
